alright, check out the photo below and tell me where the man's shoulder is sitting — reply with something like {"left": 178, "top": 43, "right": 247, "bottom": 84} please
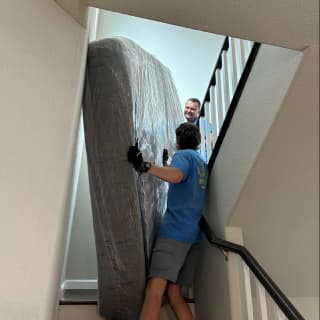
{"left": 175, "top": 149, "right": 206, "bottom": 165}
{"left": 177, "top": 149, "right": 202, "bottom": 158}
{"left": 175, "top": 149, "right": 197, "bottom": 155}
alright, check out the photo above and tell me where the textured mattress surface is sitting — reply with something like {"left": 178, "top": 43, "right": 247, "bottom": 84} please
{"left": 82, "top": 37, "right": 184, "bottom": 319}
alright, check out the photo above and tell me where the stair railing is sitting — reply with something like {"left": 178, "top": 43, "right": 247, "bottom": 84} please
{"left": 198, "top": 36, "right": 259, "bottom": 164}
{"left": 198, "top": 37, "right": 305, "bottom": 319}
{"left": 200, "top": 218, "right": 305, "bottom": 320}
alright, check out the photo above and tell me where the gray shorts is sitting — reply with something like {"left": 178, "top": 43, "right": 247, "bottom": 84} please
{"left": 148, "top": 237, "right": 200, "bottom": 287}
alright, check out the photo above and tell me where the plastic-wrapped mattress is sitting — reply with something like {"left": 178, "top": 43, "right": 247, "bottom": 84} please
{"left": 82, "top": 37, "right": 184, "bottom": 319}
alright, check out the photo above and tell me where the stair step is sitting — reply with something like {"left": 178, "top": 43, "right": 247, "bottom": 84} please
{"left": 58, "top": 303, "right": 195, "bottom": 320}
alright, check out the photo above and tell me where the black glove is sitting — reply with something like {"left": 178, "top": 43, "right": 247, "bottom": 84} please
{"left": 127, "top": 143, "right": 144, "bottom": 170}
{"left": 127, "top": 144, "right": 151, "bottom": 173}
{"left": 162, "top": 148, "right": 168, "bottom": 166}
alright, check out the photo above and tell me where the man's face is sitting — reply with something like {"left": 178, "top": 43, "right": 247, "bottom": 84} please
{"left": 184, "top": 100, "right": 200, "bottom": 123}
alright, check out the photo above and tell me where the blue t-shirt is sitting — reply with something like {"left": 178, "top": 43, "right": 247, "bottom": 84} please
{"left": 158, "top": 149, "right": 208, "bottom": 243}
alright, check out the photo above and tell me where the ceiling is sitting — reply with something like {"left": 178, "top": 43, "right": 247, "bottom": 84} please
{"left": 56, "top": 0, "right": 319, "bottom": 50}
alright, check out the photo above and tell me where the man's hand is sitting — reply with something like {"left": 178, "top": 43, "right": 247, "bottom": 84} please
{"left": 127, "top": 143, "right": 151, "bottom": 173}
{"left": 127, "top": 143, "right": 144, "bottom": 171}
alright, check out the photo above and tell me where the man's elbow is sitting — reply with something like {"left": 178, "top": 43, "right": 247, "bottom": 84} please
{"left": 170, "top": 171, "right": 184, "bottom": 183}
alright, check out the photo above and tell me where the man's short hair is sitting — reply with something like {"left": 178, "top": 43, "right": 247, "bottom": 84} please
{"left": 176, "top": 123, "right": 201, "bottom": 150}
{"left": 186, "top": 98, "right": 201, "bottom": 108}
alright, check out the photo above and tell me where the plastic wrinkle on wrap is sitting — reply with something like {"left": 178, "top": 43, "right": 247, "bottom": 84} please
{"left": 82, "top": 37, "right": 184, "bottom": 320}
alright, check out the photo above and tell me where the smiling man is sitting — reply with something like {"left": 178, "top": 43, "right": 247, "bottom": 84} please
{"left": 183, "top": 98, "right": 201, "bottom": 125}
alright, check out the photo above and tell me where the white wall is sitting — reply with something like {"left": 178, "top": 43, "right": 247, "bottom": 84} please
{"left": 229, "top": 45, "right": 319, "bottom": 312}
{"left": 196, "top": 44, "right": 314, "bottom": 319}
{"left": 204, "top": 44, "right": 302, "bottom": 238}
{"left": 0, "top": 1, "right": 88, "bottom": 319}
{"left": 195, "top": 242, "right": 231, "bottom": 319}
{"left": 96, "top": 10, "right": 225, "bottom": 106}
{"left": 200, "top": 43, "right": 318, "bottom": 317}
{"left": 64, "top": 146, "right": 97, "bottom": 280}
{"left": 290, "top": 297, "right": 319, "bottom": 320}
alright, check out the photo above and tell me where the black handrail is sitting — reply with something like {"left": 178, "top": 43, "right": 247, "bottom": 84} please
{"left": 200, "top": 218, "right": 305, "bottom": 320}
{"left": 199, "top": 39, "right": 305, "bottom": 319}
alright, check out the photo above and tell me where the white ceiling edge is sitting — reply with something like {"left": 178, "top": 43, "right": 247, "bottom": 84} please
{"left": 55, "top": 0, "right": 88, "bottom": 27}
{"left": 55, "top": 0, "right": 319, "bottom": 50}
{"left": 87, "top": 0, "right": 319, "bottom": 51}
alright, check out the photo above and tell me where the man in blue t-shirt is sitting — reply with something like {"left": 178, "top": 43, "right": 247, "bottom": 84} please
{"left": 128, "top": 123, "right": 208, "bottom": 320}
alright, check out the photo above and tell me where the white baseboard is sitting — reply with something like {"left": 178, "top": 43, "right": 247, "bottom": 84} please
{"left": 62, "top": 279, "right": 98, "bottom": 290}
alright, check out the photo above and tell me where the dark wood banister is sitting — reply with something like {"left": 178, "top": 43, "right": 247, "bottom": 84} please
{"left": 198, "top": 38, "right": 305, "bottom": 320}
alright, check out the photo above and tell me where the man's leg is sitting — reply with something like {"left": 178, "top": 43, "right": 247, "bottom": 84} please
{"left": 139, "top": 277, "right": 167, "bottom": 320}
{"left": 166, "top": 283, "right": 193, "bottom": 320}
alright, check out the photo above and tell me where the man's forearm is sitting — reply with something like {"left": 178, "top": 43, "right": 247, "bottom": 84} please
{"left": 147, "top": 164, "right": 183, "bottom": 183}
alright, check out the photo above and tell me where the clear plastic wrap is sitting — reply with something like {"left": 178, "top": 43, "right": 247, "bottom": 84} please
{"left": 82, "top": 37, "right": 184, "bottom": 319}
